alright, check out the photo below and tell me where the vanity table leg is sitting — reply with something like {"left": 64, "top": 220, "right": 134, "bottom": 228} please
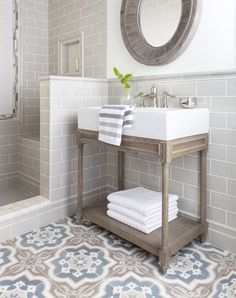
{"left": 118, "top": 151, "right": 124, "bottom": 190}
{"left": 77, "top": 143, "right": 84, "bottom": 220}
{"left": 160, "top": 162, "right": 170, "bottom": 274}
{"left": 200, "top": 150, "right": 207, "bottom": 242}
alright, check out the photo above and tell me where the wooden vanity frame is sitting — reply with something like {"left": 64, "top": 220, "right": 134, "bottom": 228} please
{"left": 77, "top": 129, "right": 208, "bottom": 274}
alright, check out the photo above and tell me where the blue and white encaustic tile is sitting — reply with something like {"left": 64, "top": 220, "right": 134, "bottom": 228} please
{"left": 211, "top": 272, "right": 236, "bottom": 298}
{"left": 0, "top": 246, "right": 17, "bottom": 275}
{"left": 47, "top": 243, "right": 115, "bottom": 288}
{"left": 0, "top": 272, "right": 52, "bottom": 298}
{"left": 146, "top": 248, "right": 218, "bottom": 290}
{"left": 16, "top": 223, "right": 71, "bottom": 252}
{"left": 98, "top": 273, "right": 167, "bottom": 298}
{"left": 67, "top": 216, "right": 96, "bottom": 229}
{"left": 98, "top": 231, "right": 140, "bottom": 254}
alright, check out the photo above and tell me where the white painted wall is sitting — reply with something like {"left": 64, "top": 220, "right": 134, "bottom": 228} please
{"left": 107, "top": 0, "right": 236, "bottom": 78}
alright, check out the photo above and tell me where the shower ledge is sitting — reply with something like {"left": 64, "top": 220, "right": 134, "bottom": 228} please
{"left": 0, "top": 196, "right": 49, "bottom": 221}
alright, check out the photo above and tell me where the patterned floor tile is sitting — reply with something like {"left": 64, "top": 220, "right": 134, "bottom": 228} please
{"left": 190, "top": 240, "right": 235, "bottom": 265}
{"left": 62, "top": 216, "right": 147, "bottom": 260}
{"left": 208, "top": 257, "right": 236, "bottom": 298}
{"left": 81, "top": 266, "right": 182, "bottom": 298}
{"left": 1, "top": 217, "right": 235, "bottom": 298}
{"left": 0, "top": 270, "right": 64, "bottom": 298}
{"left": 96, "top": 229, "right": 147, "bottom": 257}
{"left": 10, "top": 222, "right": 73, "bottom": 254}
{"left": 0, "top": 241, "right": 66, "bottom": 297}
{"left": 0, "top": 241, "right": 44, "bottom": 278}
{"left": 0, "top": 242, "right": 18, "bottom": 275}
{"left": 48, "top": 242, "right": 114, "bottom": 285}
{"left": 60, "top": 216, "right": 97, "bottom": 230}
{"left": 9, "top": 217, "right": 104, "bottom": 259}
{"left": 56, "top": 216, "right": 109, "bottom": 245}
{"left": 41, "top": 241, "right": 136, "bottom": 297}
{"left": 123, "top": 245, "right": 232, "bottom": 298}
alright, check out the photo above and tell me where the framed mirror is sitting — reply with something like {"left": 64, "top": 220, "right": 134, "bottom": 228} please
{"left": 120, "top": 0, "right": 202, "bottom": 65}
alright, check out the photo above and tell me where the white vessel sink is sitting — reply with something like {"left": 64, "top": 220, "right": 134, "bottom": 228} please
{"left": 78, "top": 107, "right": 209, "bottom": 141}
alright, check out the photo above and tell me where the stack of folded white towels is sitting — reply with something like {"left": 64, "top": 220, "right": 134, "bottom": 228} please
{"left": 107, "top": 187, "right": 178, "bottom": 234}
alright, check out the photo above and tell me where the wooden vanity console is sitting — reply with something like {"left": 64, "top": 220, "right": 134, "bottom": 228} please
{"left": 77, "top": 129, "right": 208, "bottom": 274}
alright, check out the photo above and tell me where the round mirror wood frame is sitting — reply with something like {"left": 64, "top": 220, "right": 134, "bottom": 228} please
{"left": 120, "top": 0, "right": 202, "bottom": 66}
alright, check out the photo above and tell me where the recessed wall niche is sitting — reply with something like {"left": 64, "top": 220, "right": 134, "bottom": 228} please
{"left": 58, "top": 33, "right": 84, "bottom": 76}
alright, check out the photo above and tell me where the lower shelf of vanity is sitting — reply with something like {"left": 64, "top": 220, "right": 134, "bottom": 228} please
{"left": 82, "top": 200, "right": 203, "bottom": 257}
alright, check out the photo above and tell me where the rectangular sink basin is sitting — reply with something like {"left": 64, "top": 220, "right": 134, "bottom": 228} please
{"left": 78, "top": 107, "right": 209, "bottom": 141}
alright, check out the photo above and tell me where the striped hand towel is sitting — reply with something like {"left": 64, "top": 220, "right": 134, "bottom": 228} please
{"left": 98, "top": 105, "right": 133, "bottom": 146}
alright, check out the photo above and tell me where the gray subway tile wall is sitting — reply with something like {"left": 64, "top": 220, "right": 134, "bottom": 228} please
{"left": 48, "top": 0, "right": 107, "bottom": 78}
{"left": 17, "top": 135, "right": 40, "bottom": 195}
{"left": 40, "top": 77, "right": 108, "bottom": 203}
{"left": 227, "top": 79, "right": 236, "bottom": 95}
{"left": 1, "top": 0, "right": 107, "bottom": 192}
{"left": 0, "top": 0, "right": 48, "bottom": 190}
{"left": 108, "top": 74, "right": 236, "bottom": 253}
{"left": 197, "top": 80, "right": 227, "bottom": 96}
{"left": 20, "top": 0, "right": 49, "bottom": 134}
{"left": 0, "top": 126, "right": 18, "bottom": 189}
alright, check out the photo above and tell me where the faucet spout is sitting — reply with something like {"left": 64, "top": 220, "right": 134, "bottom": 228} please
{"left": 135, "top": 85, "right": 158, "bottom": 107}
{"left": 143, "top": 85, "right": 158, "bottom": 108}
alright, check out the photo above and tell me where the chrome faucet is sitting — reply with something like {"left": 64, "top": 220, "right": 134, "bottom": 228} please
{"left": 135, "top": 87, "right": 175, "bottom": 108}
{"left": 135, "top": 85, "right": 158, "bottom": 107}
{"left": 135, "top": 87, "right": 197, "bottom": 109}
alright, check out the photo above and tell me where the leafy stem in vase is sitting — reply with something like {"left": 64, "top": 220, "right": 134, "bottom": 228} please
{"left": 113, "top": 67, "right": 133, "bottom": 94}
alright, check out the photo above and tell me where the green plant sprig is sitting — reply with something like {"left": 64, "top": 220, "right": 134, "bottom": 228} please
{"left": 113, "top": 67, "right": 133, "bottom": 90}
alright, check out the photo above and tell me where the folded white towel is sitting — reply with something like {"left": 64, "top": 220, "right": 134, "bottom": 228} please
{"left": 108, "top": 208, "right": 177, "bottom": 227}
{"left": 108, "top": 202, "right": 178, "bottom": 224}
{"left": 107, "top": 209, "right": 177, "bottom": 234}
{"left": 98, "top": 105, "right": 133, "bottom": 146}
{"left": 107, "top": 187, "right": 178, "bottom": 216}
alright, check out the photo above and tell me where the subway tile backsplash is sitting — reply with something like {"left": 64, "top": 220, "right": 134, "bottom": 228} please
{"left": 197, "top": 79, "right": 227, "bottom": 96}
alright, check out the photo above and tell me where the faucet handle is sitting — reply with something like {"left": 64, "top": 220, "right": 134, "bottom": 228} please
{"left": 135, "top": 91, "right": 144, "bottom": 98}
{"left": 162, "top": 91, "right": 175, "bottom": 98}
{"left": 179, "top": 97, "right": 197, "bottom": 109}
{"left": 161, "top": 91, "right": 177, "bottom": 108}
{"left": 150, "top": 85, "right": 157, "bottom": 94}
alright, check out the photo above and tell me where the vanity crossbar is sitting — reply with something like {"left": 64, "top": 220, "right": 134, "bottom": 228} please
{"left": 77, "top": 129, "right": 208, "bottom": 274}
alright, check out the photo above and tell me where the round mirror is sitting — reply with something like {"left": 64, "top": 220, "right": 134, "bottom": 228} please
{"left": 139, "top": 0, "right": 182, "bottom": 47}
{"left": 121, "top": 0, "right": 202, "bottom": 65}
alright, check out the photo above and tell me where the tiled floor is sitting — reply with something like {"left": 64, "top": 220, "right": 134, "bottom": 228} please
{"left": 0, "top": 216, "right": 235, "bottom": 298}
{"left": 0, "top": 186, "right": 36, "bottom": 207}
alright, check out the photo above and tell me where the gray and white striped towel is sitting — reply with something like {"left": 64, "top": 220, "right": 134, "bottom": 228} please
{"left": 98, "top": 105, "right": 133, "bottom": 146}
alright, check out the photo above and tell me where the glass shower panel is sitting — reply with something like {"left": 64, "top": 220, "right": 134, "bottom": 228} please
{"left": 0, "top": 0, "right": 17, "bottom": 118}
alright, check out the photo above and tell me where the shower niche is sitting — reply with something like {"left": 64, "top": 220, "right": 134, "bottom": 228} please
{"left": 58, "top": 33, "right": 84, "bottom": 77}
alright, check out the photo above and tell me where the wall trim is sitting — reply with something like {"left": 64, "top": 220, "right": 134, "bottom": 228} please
{"left": 108, "top": 69, "right": 236, "bottom": 82}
